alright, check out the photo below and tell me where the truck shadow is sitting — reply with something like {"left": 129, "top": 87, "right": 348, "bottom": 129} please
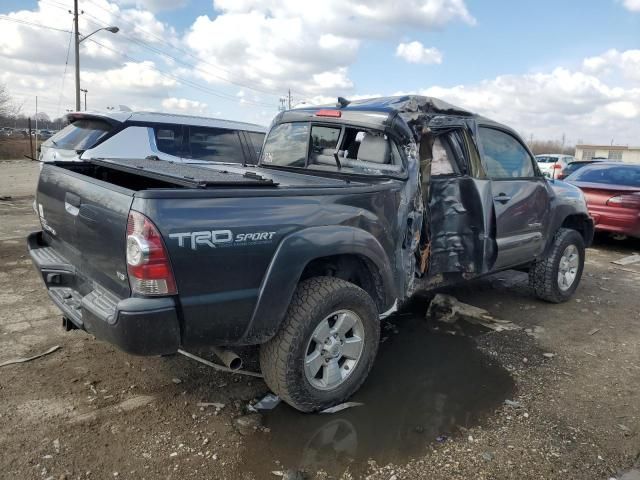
{"left": 242, "top": 314, "right": 515, "bottom": 477}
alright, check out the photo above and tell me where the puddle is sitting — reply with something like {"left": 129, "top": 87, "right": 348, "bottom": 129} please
{"left": 243, "top": 315, "right": 515, "bottom": 477}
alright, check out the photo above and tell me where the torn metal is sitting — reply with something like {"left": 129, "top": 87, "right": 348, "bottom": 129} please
{"left": 426, "top": 293, "right": 520, "bottom": 332}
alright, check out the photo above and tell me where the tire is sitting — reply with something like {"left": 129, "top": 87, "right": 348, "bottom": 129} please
{"left": 529, "top": 228, "right": 585, "bottom": 303}
{"left": 259, "top": 276, "right": 380, "bottom": 413}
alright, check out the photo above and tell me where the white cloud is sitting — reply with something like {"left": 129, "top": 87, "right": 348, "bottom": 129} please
{"left": 116, "top": 0, "right": 189, "bottom": 12}
{"left": 622, "top": 0, "right": 640, "bottom": 11}
{"left": 83, "top": 61, "right": 176, "bottom": 90}
{"left": 410, "top": 52, "right": 640, "bottom": 144}
{"left": 184, "top": 0, "right": 473, "bottom": 95}
{"left": 396, "top": 41, "right": 443, "bottom": 64}
{"left": 583, "top": 49, "right": 640, "bottom": 81}
{"left": 161, "top": 97, "right": 208, "bottom": 114}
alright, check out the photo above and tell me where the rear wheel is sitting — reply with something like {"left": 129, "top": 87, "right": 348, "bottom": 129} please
{"left": 259, "top": 277, "right": 380, "bottom": 412}
{"left": 529, "top": 228, "right": 585, "bottom": 303}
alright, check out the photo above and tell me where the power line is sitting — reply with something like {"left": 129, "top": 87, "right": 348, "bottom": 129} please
{"left": 57, "top": 19, "right": 75, "bottom": 117}
{"left": 0, "top": 15, "right": 72, "bottom": 33}
{"left": 80, "top": 0, "right": 305, "bottom": 98}
{"left": 85, "top": 37, "right": 276, "bottom": 108}
{"left": 38, "top": 0, "right": 284, "bottom": 107}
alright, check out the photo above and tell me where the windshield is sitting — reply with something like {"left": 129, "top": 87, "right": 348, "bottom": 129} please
{"left": 44, "top": 119, "right": 113, "bottom": 150}
{"left": 535, "top": 156, "right": 559, "bottom": 163}
{"left": 568, "top": 164, "right": 640, "bottom": 187}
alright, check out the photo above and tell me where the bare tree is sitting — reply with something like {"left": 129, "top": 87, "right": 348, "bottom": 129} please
{"left": 0, "top": 84, "right": 21, "bottom": 118}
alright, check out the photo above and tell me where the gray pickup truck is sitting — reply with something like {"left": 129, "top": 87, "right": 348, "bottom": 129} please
{"left": 28, "top": 96, "right": 593, "bottom": 412}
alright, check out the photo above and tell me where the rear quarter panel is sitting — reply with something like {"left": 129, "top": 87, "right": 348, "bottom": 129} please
{"left": 132, "top": 185, "right": 401, "bottom": 345}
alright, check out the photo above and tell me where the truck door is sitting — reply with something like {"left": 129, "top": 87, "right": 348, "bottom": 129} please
{"left": 477, "top": 126, "right": 550, "bottom": 269}
{"left": 423, "top": 120, "right": 495, "bottom": 276}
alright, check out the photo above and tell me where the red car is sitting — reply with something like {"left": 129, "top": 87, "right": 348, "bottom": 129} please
{"left": 566, "top": 162, "right": 640, "bottom": 239}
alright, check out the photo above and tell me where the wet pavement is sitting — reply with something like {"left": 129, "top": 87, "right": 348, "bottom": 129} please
{"left": 243, "top": 315, "right": 515, "bottom": 477}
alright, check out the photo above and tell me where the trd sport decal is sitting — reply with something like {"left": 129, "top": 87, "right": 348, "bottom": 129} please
{"left": 169, "top": 230, "right": 276, "bottom": 250}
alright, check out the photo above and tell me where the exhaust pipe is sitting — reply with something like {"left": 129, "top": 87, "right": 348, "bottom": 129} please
{"left": 211, "top": 346, "right": 243, "bottom": 371}
{"left": 62, "top": 316, "right": 78, "bottom": 331}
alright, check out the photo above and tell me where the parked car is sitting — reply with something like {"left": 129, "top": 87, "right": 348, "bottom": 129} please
{"left": 39, "top": 111, "right": 266, "bottom": 165}
{"left": 565, "top": 162, "right": 640, "bottom": 239}
{"left": 28, "top": 95, "right": 593, "bottom": 412}
{"left": 535, "top": 154, "right": 577, "bottom": 179}
{"left": 563, "top": 159, "right": 607, "bottom": 177}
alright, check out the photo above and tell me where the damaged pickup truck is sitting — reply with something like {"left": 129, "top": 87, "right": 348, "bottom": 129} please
{"left": 28, "top": 96, "right": 593, "bottom": 412}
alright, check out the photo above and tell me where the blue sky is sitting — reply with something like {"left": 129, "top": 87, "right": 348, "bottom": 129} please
{"left": 1, "top": 0, "right": 639, "bottom": 144}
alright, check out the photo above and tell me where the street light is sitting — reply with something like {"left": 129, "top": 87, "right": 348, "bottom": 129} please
{"left": 73, "top": 0, "right": 119, "bottom": 111}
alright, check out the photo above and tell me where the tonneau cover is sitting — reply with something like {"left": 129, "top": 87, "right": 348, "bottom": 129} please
{"left": 89, "top": 157, "right": 278, "bottom": 188}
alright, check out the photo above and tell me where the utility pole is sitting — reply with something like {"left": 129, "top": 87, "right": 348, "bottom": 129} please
{"left": 80, "top": 88, "right": 88, "bottom": 111}
{"left": 287, "top": 89, "right": 291, "bottom": 110}
{"left": 73, "top": 0, "right": 81, "bottom": 111}
{"left": 35, "top": 96, "right": 38, "bottom": 150}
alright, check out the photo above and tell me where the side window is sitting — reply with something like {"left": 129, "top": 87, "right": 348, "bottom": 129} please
{"left": 154, "top": 124, "right": 185, "bottom": 157}
{"left": 246, "top": 131, "right": 265, "bottom": 157}
{"left": 185, "top": 127, "right": 244, "bottom": 163}
{"left": 261, "top": 122, "right": 309, "bottom": 167}
{"left": 478, "top": 127, "right": 535, "bottom": 178}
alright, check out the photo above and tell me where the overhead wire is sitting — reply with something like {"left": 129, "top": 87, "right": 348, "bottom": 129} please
{"left": 56, "top": 19, "right": 75, "bottom": 117}
{"left": 37, "top": 0, "right": 282, "bottom": 108}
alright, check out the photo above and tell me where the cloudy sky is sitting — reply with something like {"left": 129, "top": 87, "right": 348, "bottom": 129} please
{"left": 0, "top": 0, "right": 639, "bottom": 144}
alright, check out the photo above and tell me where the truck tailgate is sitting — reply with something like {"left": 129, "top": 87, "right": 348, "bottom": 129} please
{"left": 36, "top": 163, "right": 133, "bottom": 298}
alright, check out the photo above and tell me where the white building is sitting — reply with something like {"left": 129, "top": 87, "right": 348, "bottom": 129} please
{"left": 574, "top": 145, "right": 640, "bottom": 164}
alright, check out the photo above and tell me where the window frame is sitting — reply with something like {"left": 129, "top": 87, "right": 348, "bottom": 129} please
{"left": 477, "top": 125, "right": 541, "bottom": 181}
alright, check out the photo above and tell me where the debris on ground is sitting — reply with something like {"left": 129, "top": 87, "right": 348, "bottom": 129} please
{"left": 197, "top": 402, "right": 225, "bottom": 410}
{"left": 0, "top": 345, "right": 60, "bottom": 368}
{"left": 320, "top": 401, "right": 364, "bottom": 414}
{"left": 233, "top": 413, "right": 263, "bottom": 436}
{"left": 248, "top": 393, "right": 281, "bottom": 412}
{"left": 611, "top": 254, "right": 640, "bottom": 266}
{"left": 0, "top": 195, "right": 12, "bottom": 201}
{"left": 504, "top": 399, "right": 521, "bottom": 408}
{"left": 426, "top": 294, "right": 520, "bottom": 332}
{"left": 542, "top": 352, "right": 556, "bottom": 358}
{"left": 588, "top": 328, "right": 601, "bottom": 336}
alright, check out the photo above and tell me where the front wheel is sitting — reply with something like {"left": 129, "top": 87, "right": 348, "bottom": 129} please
{"left": 259, "top": 277, "right": 380, "bottom": 412}
{"left": 529, "top": 228, "right": 585, "bottom": 303}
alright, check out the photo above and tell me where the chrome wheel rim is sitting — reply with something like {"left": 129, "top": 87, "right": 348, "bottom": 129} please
{"left": 558, "top": 244, "right": 579, "bottom": 291}
{"left": 304, "top": 309, "right": 365, "bottom": 391}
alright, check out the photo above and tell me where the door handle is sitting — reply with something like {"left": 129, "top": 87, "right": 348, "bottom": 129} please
{"left": 494, "top": 194, "right": 512, "bottom": 204}
{"left": 64, "top": 192, "right": 81, "bottom": 216}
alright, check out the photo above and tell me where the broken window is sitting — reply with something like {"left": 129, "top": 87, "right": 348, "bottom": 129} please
{"left": 478, "top": 127, "right": 535, "bottom": 178}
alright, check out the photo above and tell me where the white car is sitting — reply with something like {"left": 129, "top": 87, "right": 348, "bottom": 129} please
{"left": 535, "top": 154, "right": 577, "bottom": 180}
{"left": 39, "top": 111, "right": 266, "bottom": 166}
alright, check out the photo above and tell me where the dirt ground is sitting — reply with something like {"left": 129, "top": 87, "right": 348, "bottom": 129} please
{"left": 1, "top": 158, "right": 639, "bottom": 480}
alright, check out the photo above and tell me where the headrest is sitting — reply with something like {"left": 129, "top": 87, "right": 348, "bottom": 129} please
{"left": 357, "top": 134, "right": 389, "bottom": 164}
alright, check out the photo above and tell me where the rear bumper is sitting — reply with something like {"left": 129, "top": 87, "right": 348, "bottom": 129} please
{"left": 28, "top": 231, "right": 181, "bottom": 355}
{"left": 589, "top": 207, "right": 640, "bottom": 238}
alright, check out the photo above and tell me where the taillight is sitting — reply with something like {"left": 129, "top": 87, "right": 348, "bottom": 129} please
{"left": 126, "top": 210, "right": 177, "bottom": 296}
{"left": 553, "top": 164, "right": 562, "bottom": 169}
{"left": 606, "top": 193, "right": 640, "bottom": 209}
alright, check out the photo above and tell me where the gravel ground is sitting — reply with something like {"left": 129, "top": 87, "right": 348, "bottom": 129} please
{"left": 0, "top": 159, "right": 639, "bottom": 480}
